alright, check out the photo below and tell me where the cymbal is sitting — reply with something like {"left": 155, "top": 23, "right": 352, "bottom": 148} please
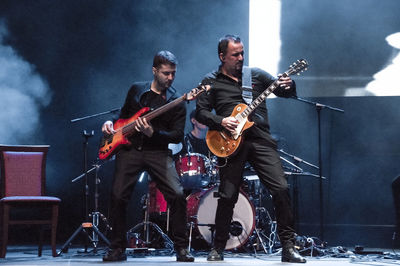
{"left": 168, "top": 143, "right": 182, "bottom": 155}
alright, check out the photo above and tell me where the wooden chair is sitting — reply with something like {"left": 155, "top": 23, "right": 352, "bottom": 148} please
{"left": 0, "top": 145, "right": 61, "bottom": 258}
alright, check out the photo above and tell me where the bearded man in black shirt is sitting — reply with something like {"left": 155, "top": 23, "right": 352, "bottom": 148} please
{"left": 101, "top": 51, "right": 194, "bottom": 262}
{"left": 196, "top": 35, "right": 306, "bottom": 263}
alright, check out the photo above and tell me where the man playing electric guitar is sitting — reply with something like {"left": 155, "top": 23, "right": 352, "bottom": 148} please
{"left": 196, "top": 35, "right": 306, "bottom": 263}
{"left": 101, "top": 51, "right": 194, "bottom": 262}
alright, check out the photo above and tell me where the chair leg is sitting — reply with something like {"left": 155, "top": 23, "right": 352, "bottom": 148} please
{"left": 1, "top": 204, "right": 10, "bottom": 258}
{"left": 38, "top": 225, "right": 44, "bottom": 257}
{"left": 51, "top": 204, "right": 59, "bottom": 257}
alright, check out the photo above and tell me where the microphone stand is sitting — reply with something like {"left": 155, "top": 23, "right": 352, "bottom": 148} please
{"left": 58, "top": 108, "right": 120, "bottom": 256}
{"left": 290, "top": 96, "right": 344, "bottom": 241}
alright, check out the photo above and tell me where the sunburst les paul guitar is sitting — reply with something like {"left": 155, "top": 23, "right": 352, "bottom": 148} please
{"left": 206, "top": 59, "right": 309, "bottom": 158}
{"left": 98, "top": 84, "right": 211, "bottom": 160}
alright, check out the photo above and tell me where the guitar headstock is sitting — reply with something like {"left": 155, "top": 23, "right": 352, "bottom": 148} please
{"left": 186, "top": 84, "right": 211, "bottom": 101}
{"left": 286, "top": 59, "right": 309, "bottom": 77}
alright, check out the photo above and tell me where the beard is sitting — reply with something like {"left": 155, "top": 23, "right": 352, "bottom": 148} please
{"left": 155, "top": 77, "right": 172, "bottom": 90}
{"left": 233, "top": 62, "right": 243, "bottom": 77}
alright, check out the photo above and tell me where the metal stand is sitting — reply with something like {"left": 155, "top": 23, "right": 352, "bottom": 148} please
{"left": 57, "top": 108, "right": 121, "bottom": 256}
{"left": 127, "top": 177, "right": 174, "bottom": 252}
{"left": 57, "top": 161, "right": 111, "bottom": 256}
{"left": 58, "top": 222, "right": 110, "bottom": 256}
{"left": 290, "top": 96, "right": 344, "bottom": 240}
{"left": 243, "top": 176, "right": 279, "bottom": 255}
{"left": 280, "top": 149, "right": 326, "bottom": 231}
{"left": 248, "top": 206, "right": 279, "bottom": 256}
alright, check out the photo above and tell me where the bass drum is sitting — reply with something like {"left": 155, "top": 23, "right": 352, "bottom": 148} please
{"left": 186, "top": 186, "right": 255, "bottom": 250}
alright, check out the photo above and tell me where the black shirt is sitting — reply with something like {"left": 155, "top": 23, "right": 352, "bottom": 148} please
{"left": 180, "top": 132, "right": 209, "bottom": 156}
{"left": 196, "top": 67, "right": 296, "bottom": 146}
{"left": 118, "top": 81, "right": 186, "bottom": 151}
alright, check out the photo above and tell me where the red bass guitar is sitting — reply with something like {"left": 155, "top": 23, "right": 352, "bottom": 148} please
{"left": 98, "top": 84, "right": 211, "bottom": 160}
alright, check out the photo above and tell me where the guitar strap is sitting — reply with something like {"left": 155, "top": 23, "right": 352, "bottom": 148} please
{"left": 242, "top": 66, "right": 253, "bottom": 105}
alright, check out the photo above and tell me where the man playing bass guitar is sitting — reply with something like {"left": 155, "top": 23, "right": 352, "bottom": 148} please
{"left": 196, "top": 35, "right": 306, "bottom": 263}
{"left": 101, "top": 51, "right": 194, "bottom": 262}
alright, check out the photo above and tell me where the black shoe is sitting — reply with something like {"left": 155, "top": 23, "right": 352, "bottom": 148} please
{"left": 102, "top": 248, "right": 127, "bottom": 262}
{"left": 207, "top": 248, "right": 224, "bottom": 261}
{"left": 281, "top": 245, "right": 306, "bottom": 263}
{"left": 176, "top": 248, "right": 195, "bottom": 262}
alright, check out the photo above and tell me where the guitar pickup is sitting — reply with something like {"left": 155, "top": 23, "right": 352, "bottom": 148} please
{"left": 219, "top": 132, "right": 227, "bottom": 140}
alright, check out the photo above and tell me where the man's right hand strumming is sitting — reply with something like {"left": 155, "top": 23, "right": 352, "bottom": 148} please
{"left": 221, "top": 116, "right": 239, "bottom": 133}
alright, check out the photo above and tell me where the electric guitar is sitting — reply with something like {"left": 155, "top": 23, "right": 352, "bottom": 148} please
{"left": 98, "top": 84, "right": 211, "bottom": 160}
{"left": 206, "top": 59, "right": 308, "bottom": 158}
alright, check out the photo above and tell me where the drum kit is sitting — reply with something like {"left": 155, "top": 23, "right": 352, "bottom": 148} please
{"left": 127, "top": 152, "right": 279, "bottom": 253}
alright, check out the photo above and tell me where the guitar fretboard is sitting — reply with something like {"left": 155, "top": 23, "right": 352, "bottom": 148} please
{"left": 238, "top": 72, "right": 288, "bottom": 120}
{"left": 121, "top": 94, "right": 186, "bottom": 137}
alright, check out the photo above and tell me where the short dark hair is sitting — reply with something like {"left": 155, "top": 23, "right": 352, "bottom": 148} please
{"left": 189, "top": 109, "right": 196, "bottom": 128}
{"left": 218, "top": 34, "right": 242, "bottom": 56}
{"left": 153, "top": 50, "right": 178, "bottom": 68}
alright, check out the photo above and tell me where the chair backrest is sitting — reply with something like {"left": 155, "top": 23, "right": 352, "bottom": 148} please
{"left": 0, "top": 145, "right": 49, "bottom": 197}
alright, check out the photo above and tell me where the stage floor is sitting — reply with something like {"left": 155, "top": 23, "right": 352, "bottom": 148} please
{"left": 1, "top": 245, "right": 399, "bottom": 266}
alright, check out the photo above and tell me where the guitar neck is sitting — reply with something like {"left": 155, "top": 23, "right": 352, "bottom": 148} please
{"left": 142, "top": 94, "right": 186, "bottom": 121}
{"left": 239, "top": 73, "right": 288, "bottom": 119}
{"left": 122, "top": 94, "right": 186, "bottom": 136}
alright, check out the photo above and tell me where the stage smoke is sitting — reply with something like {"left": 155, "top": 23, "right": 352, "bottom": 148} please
{"left": 0, "top": 21, "right": 51, "bottom": 144}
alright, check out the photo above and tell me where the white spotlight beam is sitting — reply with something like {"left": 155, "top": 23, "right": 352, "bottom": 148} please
{"left": 249, "top": 0, "right": 281, "bottom": 76}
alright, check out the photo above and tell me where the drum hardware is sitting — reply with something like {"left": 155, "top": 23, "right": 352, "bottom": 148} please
{"left": 242, "top": 175, "right": 279, "bottom": 255}
{"left": 188, "top": 221, "right": 193, "bottom": 251}
{"left": 127, "top": 173, "right": 174, "bottom": 252}
{"left": 209, "top": 152, "right": 228, "bottom": 168}
{"left": 250, "top": 220, "right": 278, "bottom": 255}
{"left": 188, "top": 221, "right": 215, "bottom": 251}
{"left": 245, "top": 208, "right": 279, "bottom": 254}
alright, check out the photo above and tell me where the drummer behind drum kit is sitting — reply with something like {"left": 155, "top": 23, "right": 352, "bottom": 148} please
{"left": 127, "top": 152, "right": 281, "bottom": 254}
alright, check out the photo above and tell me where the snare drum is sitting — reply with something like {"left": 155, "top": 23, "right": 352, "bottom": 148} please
{"left": 175, "top": 153, "right": 211, "bottom": 189}
{"left": 186, "top": 185, "right": 255, "bottom": 250}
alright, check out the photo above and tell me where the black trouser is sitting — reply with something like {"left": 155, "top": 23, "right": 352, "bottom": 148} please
{"left": 108, "top": 148, "right": 188, "bottom": 250}
{"left": 213, "top": 139, "right": 295, "bottom": 249}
